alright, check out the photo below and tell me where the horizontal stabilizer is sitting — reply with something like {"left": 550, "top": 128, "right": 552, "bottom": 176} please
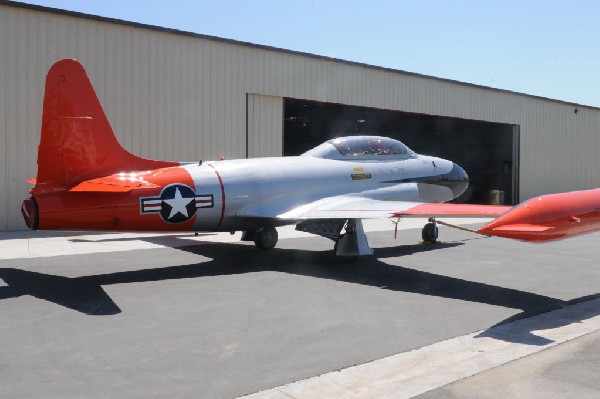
{"left": 69, "top": 175, "right": 159, "bottom": 193}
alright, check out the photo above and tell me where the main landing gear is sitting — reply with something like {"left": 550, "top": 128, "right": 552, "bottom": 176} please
{"left": 241, "top": 227, "right": 279, "bottom": 250}
{"left": 242, "top": 218, "right": 440, "bottom": 254}
{"left": 295, "top": 218, "right": 373, "bottom": 259}
{"left": 334, "top": 219, "right": 373, "bottom": 258}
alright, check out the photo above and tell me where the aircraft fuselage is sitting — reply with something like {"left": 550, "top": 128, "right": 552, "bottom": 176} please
{"left": 24, "top": 154, "right": 468, "bottom": 232}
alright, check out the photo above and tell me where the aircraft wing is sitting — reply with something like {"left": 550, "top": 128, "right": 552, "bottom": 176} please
{"left": 240, "top": 196, "right": 511, "bottom": 220}
{"left": 276, "top": 196, "right": 423, "bottom": 219}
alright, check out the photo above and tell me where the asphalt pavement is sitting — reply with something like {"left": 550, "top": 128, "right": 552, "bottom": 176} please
{"left": 0, "top": 219, "right": 598, "bottom": 398}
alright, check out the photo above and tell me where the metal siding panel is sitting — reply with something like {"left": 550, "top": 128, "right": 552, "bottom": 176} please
{"left": 223, "top": 46, "right": 232, "bottom": 156}
{"left": 200, "top": 41, "right": 210, "bottom": 157}
{"left": 247, "top": 94, "right": 283, "bottom": 157}
{"left": 247, "top": 95, "right": 255, "bottom": 157}
{"left": 0, "top": 10, "right": 8, "bottom": 229}
{"left": 208, "top": 42, "right": 218, "bottom": 156}
{"left": 1, "top": 11, "right": 10, "bottom": 228}
{"left": 139, "top": 31, "right": 151, "bottom": 158}
{"left": 149, "top": 33, "right": 160, "bottom": 159}
{"left": 180, "top": 39, "right": 192, "bottom": 161}
{"left": 217, "top": 43, "right": 226, "bottom": 158}
{"left": 6, "top": 11, "right": 21, "bottom": 229}
{"left": 165, "top": 37, "right": 177, "bottom": 160}
{"left": 234, "top": 49, "right": 247, "bottom": 158}
{"left": 14, "top": 16, "right": 28, "bottom": 230}
{"left": 155, "top": 34, "right": 166, "bottom": 160}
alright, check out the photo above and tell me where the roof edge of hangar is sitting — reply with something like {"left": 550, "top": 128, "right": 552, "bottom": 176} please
{"left": 2, "top": 0, "right": 598, "bottom": 112}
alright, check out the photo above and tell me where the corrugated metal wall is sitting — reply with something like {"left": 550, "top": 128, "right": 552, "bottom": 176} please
{"left": 1, "top": 3, "right": 600, "bottom": 230}
{"left": 247, "top": 93, "right": 283, "bottom": 157}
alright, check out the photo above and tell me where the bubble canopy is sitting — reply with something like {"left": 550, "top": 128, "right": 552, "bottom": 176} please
{"left": 302, "top": 136, "right": 417, "bottom": 160}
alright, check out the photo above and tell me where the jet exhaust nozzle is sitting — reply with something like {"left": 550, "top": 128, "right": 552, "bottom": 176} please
{"left": 21, "top": 197, "right": 39, "bottom": 230}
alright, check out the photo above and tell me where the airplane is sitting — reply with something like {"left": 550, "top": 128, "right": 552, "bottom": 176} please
{"left": 19, "top": 59, "right": 600, "bottom": 258}
{"left": 19, "top": 58, "right": 478, "bottom": 257}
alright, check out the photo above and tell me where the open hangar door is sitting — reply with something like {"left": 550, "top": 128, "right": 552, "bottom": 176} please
{"left": 284, "top": 99, "right": 519, "bottom": 205}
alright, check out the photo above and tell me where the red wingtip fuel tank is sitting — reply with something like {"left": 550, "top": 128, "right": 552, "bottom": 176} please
{"left": 478, "top": 188, "right": 600, "bottom": 242}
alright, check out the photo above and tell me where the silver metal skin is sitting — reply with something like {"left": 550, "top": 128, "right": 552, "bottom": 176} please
{"left": 179, "top": 136, "right": 469, "bottom": 257}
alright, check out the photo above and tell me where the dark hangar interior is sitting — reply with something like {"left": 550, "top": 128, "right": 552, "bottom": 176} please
{"left": 284, "top": 98, "right": 518, "bottom": 205}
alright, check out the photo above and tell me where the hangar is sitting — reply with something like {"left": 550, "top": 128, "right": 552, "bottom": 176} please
{"left": 1, "top": 1, "right": 599, "bottom": 231}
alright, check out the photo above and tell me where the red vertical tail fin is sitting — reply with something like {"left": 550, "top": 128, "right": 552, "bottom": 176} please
{"left": 34, "top": 59, "right": 178, "bottom": 191}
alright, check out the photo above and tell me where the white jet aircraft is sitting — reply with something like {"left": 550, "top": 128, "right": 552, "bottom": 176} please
{"left": 22, "top": 59, "right": 499, "bottom": 258}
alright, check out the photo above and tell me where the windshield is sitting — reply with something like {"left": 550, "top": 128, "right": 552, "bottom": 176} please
{"left": 329, "top": 136, "right": 416, "bottom": 158}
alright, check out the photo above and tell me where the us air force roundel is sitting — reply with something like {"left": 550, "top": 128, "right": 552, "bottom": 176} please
{"left": 140, "top": 184, "right": 214, "bottom": 224}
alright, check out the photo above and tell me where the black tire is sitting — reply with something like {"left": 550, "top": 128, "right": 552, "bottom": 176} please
{"left": 254, "top": 227, "right": 278, "bottom": 250}
{"left": 422, "top": 222, "right": 438, "bottom": 242}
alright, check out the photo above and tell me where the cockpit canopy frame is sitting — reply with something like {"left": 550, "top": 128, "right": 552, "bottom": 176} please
{"left": 302, "top": 136, "right": 417, "bottom": 160}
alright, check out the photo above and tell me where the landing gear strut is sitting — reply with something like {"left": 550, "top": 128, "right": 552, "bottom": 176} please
{"left": 422, "top": 217, "right": 439, "bottom": 243}
{"left": 295, "top": 218, "right": 373, "bottom": 258}
{"left": 334, "top": 219, "right": 373, "bottom": 258}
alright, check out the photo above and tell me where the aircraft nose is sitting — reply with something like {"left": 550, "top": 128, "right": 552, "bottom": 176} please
{"left": 448, "top": 162, "right": 469, "bottom": 198}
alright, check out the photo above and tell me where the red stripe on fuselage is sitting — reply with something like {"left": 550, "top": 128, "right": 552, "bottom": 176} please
{"left": 207, "top": 163, "right": 226, "bottom": 231}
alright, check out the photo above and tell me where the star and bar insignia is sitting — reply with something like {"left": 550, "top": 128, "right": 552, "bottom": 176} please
{"left": 140, "top": 184, "right": 213, "bottom": 224}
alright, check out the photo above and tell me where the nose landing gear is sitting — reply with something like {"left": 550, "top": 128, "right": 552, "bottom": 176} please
{"left": 422, "top": 217, "right": 439, "bottom": 243}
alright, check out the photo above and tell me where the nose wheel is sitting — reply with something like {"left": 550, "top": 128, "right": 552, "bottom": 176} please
{"left": 253, "top": 226, "right": 279, "bottom": 250}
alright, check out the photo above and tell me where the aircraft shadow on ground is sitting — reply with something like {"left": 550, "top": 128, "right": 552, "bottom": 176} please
{"left": 0, "top": 241, "right": 598, "bottom": 345}
{"left": 68, "top": 232, "right": 218, "bottom": 244}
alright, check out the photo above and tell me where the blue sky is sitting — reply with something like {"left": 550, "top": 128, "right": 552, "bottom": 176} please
{"left": 19, "top": 0, "right": 600, "bottom": 107}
